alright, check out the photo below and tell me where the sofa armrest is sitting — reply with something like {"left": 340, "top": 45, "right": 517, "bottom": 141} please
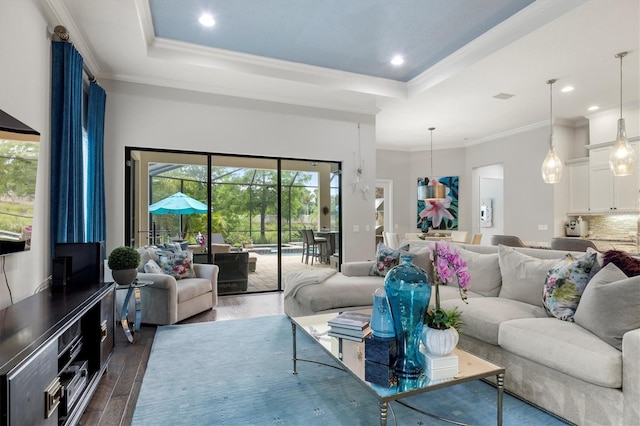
{"left": 194, "top": 263, "right": 220, "bottom": 307}
{"left": 623, "top": 328, "right": 640, "bottom": 424}
{"left": 137, "top": 272, "right": 179, "bottom": 325}
{"left": 342, "top": 261, "right": 375, "bottom": 277}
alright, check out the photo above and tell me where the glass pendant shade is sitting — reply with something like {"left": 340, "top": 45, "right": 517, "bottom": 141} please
{"left": 609, "top": 118, "right": 635, "bottom": 176}
{"left": 610, "top": 52, "right": 635, "bottom": 176}
{"left": 541, "top": 138, "right": 564, "bottom": 184}
{"left": 541, "top": 79, "right": 562, "bottom": 184}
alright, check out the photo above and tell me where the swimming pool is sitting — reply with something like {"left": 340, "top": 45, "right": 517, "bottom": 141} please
{"left": 249, "top": 243, "right": 303, "bottom": 255}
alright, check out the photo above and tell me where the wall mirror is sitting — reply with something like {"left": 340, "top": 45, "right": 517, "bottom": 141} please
{"left": 0, "top": 110, "right": 40, "bottom": 255}
{"left": 480, "top": 198, "right": 493, "bottom": 228}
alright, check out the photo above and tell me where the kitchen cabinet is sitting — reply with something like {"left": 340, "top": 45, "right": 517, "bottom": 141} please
{"left": 0, "top": 283, "right": 114, "bottom": 426}
{"left": 567, "top": 159, "right": 590, "bottom": 214}
{"left": 588, "top": 143, "right": 640, "bottom": 213}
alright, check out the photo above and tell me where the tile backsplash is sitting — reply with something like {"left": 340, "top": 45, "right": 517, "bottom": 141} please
{"left": 578, "top": 214, "right": 639, "bottom": 240}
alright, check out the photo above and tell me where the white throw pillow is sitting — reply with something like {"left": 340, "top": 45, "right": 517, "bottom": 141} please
{"left": 457, "top": 247, "right": 501, "bottom": 297}
{"left": 498, "top": 245, "right": 561, "bottom": 306}
{"left": 574, "top": 263, "right": 638, "bottom": 351}
{"left": 143, "top": 259, "right": 163, "bottom": 274}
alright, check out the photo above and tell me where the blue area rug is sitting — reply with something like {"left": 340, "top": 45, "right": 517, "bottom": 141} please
{"left": 133, "top": 315, "right": 570, "bottom": 425}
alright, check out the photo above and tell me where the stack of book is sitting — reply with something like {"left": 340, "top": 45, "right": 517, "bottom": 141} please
{"left": 327, "top": 311, "right": 372, "bottom": 341}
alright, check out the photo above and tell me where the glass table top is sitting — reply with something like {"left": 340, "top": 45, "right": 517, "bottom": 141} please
{"left": 290, "top": 310, "right": 505, "bottom": 402}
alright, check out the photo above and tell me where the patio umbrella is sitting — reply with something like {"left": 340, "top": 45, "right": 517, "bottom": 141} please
{"left": 149, "top": 192, "right": 208, "bottom": 215}
{"left": 149, "top": 192, "right": 208, "bottom": 240}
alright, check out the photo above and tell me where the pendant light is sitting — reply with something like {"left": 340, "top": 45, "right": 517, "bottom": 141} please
{"left": 609, "top": 51, "right": 635, "bottom": 176}
{"left": 541, "top": 79, "right": 563, "bottom": 184}
{"left": 418, "top": 127, "right": 446, "bottom": 201}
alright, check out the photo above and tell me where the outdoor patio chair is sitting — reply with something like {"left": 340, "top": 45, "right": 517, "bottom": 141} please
{"left": 302, "top": 229, "right": 327, "bottom": 265}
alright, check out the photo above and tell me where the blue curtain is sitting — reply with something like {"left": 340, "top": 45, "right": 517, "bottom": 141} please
{"left": 50, "top": 41, "right": 85, "bottom": 249}
{"left": 86, "top": 82, "right": 106, "bottom": 244}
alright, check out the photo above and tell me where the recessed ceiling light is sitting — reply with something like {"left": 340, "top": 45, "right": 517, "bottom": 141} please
{"left": 199, "top": 13, "right": 215, "bottom": 27}
{"left": 561, "top": 86, "right": 574, "bottom": 93}
{"left": 588, "top": 105, "right": 600, "bottom": 111}
{"left": 390, "top": 55, "right": 404, "bottom": 66}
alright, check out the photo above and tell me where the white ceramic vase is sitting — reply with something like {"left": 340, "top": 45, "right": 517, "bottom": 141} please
{"left": 421, "top": 326, "right": 459, "bottom": 356}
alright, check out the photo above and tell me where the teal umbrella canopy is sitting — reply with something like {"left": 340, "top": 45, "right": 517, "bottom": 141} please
{"left": 149, "top": 192, "right": 208, "bottom": 215}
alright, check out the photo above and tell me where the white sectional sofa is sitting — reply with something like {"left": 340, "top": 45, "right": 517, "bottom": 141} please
{"left": 283, "top": 243, "right": 640, "bottom": 426}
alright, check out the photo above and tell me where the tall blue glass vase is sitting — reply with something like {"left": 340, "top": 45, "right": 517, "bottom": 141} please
{"left": 384, "top": 255, "right": 431, "bottom": 378}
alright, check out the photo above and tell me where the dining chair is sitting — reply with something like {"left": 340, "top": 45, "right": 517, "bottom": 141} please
{"left": 550, "top": 237, "right": 599, "bottom": 252}
{"left": 383, "top": 232, "right": 401, "bottom": 249}
{"left": 490, "top": 235, "right": 527, "bottom": 247}
{"left": 450, "top": 231, "right": 469, "bottom": 243}
{"left": 471, "top": 233, "right": 483, "bottom": 245}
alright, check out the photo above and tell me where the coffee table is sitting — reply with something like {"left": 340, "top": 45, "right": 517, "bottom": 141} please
{"left": 289, "top": 311, "right": 505, "bottom": 426}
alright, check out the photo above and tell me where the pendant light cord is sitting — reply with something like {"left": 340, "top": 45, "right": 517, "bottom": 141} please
{"left": 619, "top": 53, "right": 624, "bottom": 119}
{"left": 547, "top": 79, "right": 556, "bottom": 148}
{"left": 429, "top": 127, "right": 435, "bottom": 177}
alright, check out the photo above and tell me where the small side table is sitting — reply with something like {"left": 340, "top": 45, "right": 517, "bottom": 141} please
{"left": 116, "top": 279, "right": 153, "bottom": 343}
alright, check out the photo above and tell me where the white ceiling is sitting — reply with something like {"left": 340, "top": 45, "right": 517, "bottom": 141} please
{"left": 47, "top": 0, "right": 640, "bottom": 151}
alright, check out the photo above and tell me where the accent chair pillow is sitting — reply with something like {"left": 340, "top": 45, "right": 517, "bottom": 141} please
{"left": 457, "top": 247, "right": 502, "bottom": 297}
{"left": 574, "top": 263, "right": 639, "bottom": 351}
{"left": 498, "top": 245, "right": 562, "bottom": 306}
{"left": 137, "top": 246, "right": 159, "bottom": 272}
{"left": 158, "top": 250, "right": 196, "bottom": 280}
{"left": 542, "top": 252, "right": 597, "bottom": 321}
{"left": 370, "top": 242, "right": 409, "bottom": 277}
{"left": 602, "top": 250, "right": 640, "bottom": 277}
{"left": 143, "top": 259, "right": 163, "bottom": 274}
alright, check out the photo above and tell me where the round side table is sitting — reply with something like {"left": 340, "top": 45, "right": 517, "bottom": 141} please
{"left": 116, "top": 279, "right": 154, "bottom": 343}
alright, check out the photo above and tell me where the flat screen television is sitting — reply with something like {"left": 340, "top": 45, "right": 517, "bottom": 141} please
{"left": 54, "top": 242, "right": 105, "bottom": 287}
{"left": 0, "top": 109, "right": 40, "bottom": 256}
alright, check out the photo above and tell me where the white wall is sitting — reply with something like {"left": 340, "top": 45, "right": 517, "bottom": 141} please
{"left": 101, "top": 80, "right": 377, "bottom": 262}
{"left": 0, "top": 0, "right": 51, "bottom": 308}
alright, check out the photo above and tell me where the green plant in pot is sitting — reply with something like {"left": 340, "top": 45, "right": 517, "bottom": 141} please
{"left": 108, "top": 246, "right": 140, "bottom": 286}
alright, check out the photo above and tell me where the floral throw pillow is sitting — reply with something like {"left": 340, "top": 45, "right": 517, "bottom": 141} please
{"left": 370, "top": 242, "right": 409, "bottom": 277}
{"left": 158, "top": 250, "right": 196, "bottom": 280}
{"left": 542, "top": 252, "right": 597, "bottom": 321}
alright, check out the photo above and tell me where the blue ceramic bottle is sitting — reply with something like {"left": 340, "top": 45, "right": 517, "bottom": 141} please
{"left": 384, "top": 255, "right": 431, "bottom": 378}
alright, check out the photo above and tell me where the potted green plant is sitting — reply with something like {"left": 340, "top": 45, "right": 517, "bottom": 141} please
{"left": 108, "top": 246, "right": 140, "bottom": 285}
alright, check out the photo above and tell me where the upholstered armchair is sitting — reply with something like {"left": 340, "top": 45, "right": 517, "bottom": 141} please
{"left": 136, "top": 263, "right": 219, "bottom": 325}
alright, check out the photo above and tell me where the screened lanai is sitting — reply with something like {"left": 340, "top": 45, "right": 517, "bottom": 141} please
{"left": 125, "top": 149, "right": 341, "bottom": 294}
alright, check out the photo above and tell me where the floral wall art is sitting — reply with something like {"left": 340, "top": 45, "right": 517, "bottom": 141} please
{"left": 417, "top": 176, "right": 459, "bottom": 231}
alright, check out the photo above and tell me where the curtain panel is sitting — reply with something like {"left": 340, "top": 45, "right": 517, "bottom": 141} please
{"left": 50, "top": 41, "right": 85, "bottom": 248}
{"left": 86, "top": 82, "right": 107, "bottom": 244}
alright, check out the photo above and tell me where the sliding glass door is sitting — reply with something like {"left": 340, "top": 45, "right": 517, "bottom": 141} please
{"left": 125, "top": 148, "right": 341, "bottom": 296}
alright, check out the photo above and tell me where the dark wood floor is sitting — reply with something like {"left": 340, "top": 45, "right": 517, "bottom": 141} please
{"left": 78, "top": 292, "right": 285, "bottom": 426}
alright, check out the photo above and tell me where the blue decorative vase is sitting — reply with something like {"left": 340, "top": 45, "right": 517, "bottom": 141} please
{"left": 384, "top": 255, "right": 431, "bottom": 378}
{"left": 370, "top": 287, "right": 395, "bottom": 338}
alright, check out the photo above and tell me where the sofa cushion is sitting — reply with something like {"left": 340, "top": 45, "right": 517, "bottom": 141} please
{"left": 176, "top": 278, "right": 213, "bottom": 303}
{"left": 370, "top": 242, "right": 408, "bottom": 277}
{"left": 498, "top": 245, "right": 561, "bottom": 306}
{"left": 499, "top": 318, "right": 622, "bottom": 388}
{"left": 402, "top": 244, "right": 434, "bottom": 276}
{"left": 574, "top": 263, "right": 640, "bottom": 351}
{"left": 158, "top": 250, "right": 196, "bottom": 280}
{"left": 439, "top": 297, "right": 547, "bottom": 345}
{"left": 457, "top": 247, "right": 501, "bottom": 297}
{"left": 542, "top": 252, "right": 597, "bottom": 321}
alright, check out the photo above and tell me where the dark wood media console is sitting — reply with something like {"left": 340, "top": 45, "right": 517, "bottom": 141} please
{"left": 0, "top": 283, "right": 115, "bottom": 425}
